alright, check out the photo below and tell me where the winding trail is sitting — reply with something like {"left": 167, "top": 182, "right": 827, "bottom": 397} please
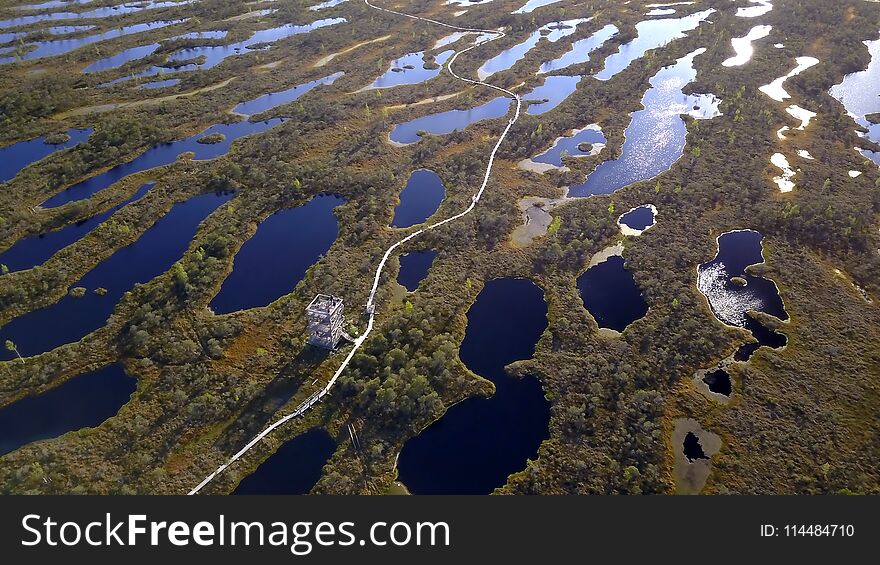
{"left": 189, "top": 0, "right": 522, "bottom": 495}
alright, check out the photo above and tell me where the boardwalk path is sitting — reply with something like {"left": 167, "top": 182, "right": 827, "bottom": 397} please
{"left": 189, "top": 0, "right": 522, "bottom": 495}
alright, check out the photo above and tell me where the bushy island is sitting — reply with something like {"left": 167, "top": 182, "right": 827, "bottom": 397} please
{"left": 0, "top": 0, "right": 877, "bottom": 495}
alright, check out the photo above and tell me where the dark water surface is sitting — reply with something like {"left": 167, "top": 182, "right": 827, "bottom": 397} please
{"left": 397, "top": 278, "right": 550, "bottom": 494}
{"left": 233, "top": 428, "right": 336, "bottom": 495}
{"left": 0, "top": 364, "right": 136, "bottom": 456}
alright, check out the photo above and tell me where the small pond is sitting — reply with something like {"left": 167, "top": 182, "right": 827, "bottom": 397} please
{"left": 233, "top": 428, "right": 336, "bottom": 495}
{"left": 391, "top": 169, "right": 446, "bottom": 228}
{"left": 577, "top": 254, "right": 648, "bottom": 332}
{"left": 397, "top": 250, "right": 437, "bottom": 292}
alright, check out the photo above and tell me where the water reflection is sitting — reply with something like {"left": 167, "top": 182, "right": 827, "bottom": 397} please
{"left": 570, "top": 48, "right": 721, "bottom": 197}
{"left": 595, "top": 9, "right": 713, "bottom": 80}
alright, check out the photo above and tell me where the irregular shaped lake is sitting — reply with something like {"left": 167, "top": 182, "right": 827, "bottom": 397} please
{"left": 578, "top": 254, "right": 647, "bottom": 331}
{"left": 830, "top": 37, "right": 880, "bottom": 146}
{"left": 41, "top": 72, "right": 342, "bottom": 208}
{"left": 595, "top": 9, "right": 713, "bottom": 80}
{"left": 0, "top": 191, "right": 233, "bottom": 360}
{"left": 391, "top": 169, "right": 446, "bottom": 228}
{"left": 538, "top": 23, "right": 618, "bottom": 74}
{"left": 697, "top": 230, "right": 788, "bottom": 359}
{"left": 0, "top": 364, "right": 136, "bottom": 456}
{"left": 397, "top": 278, "right": 550, "bottom": 494}
{"left": 570, "top": 48, "right": 720, "bottom": 197}
{"left": 233, "top": 428, "right": 336, "bottom": 495}
{"left": 477, "top": 18, "right": 590, "bottom": 80}
{"left": 397, "top": 250, "right": 437, "bottom": 292}
{"left": 209, "top": 195, "right": 343, "bottom": 314}
{"left": 362, "top": 50, "right": 453, "bottom": 90}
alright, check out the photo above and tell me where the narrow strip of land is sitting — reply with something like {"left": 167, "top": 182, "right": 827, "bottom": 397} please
{"left": 189, "top": 0, "right": 522, "bottom": 495}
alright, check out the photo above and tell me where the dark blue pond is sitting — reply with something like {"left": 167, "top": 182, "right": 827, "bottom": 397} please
{"left": 697, "top": 230, "right": 788, "bottom": 359}
{"left": 389, "top": 96, "right": 512, "bottom": 145}
{"left": 397, "top": 278, "right": 550, "bottom": 494}
{"left": 570, "top": 49, "right": 720, "bottom": 197}
{"left": 233, "top": 428, "right": 336, "bottom": 495}
{"left": 0, "top": 128, "right": 91, "bottom": 184}
{"left": 210, "top": 195, "right": 343, "bottom": 314}
{"left": 618, "top": 204, "right": 656, "bottom": 231}
{"left": 0, "top": 363, "right": 136, "bottom": 456}
{"left": 391, "top": 169, "right": 445, "bottom": 228}
{"left": 365, "top": 50, "right": 453, "bottom": 90}
{"left": 41, "top": 72, "right": 342, "bottom": 209}
{"left": 0, "top": 0, "right": 192, "bottom": 29}
{"left": 397, "top": 250, "right": 437, "bottom": 292}
{"left": 595, "top": 9, "right": 713, "bottom": 80}
{"left": 0, "top": 182, "right": 154, "bottom": 273}
{"left": 577, "top": 254, "right": 647, "bottom": 331}
{"left": 524, "top": 75, "right": 581, "bottom": 115}
{"left": 539, "top": 23, "right": 618, "bottom": 74}
{"left": 0, "top": 20, "right": 181, "bottom": 64}
{"left": 531, "top": 126, "right": 605, "bottom": 167}
{"left": 83, "top": 42, "right": 161, "bottom": 73}
{"left": 0, "top": 191, "right": 233, "bottom": 360}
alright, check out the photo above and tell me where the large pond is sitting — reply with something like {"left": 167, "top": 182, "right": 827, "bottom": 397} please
{"left": 697, "top": 229, "right": 788, "bottom": 359}
{"left": 391, "top": 169, "right": 446, "bottom": 228}
{"left": 523, "top": 75, "right": 581, "bottom": 115}
{"left": 595, "top": 9, "right": 713, "bottom": 80}
{"left": 0, "top": 182, "right": 154, "bottom": 273}
{"left": 389, "top": 96, "right": 512, "bottom": 145}
{"left": 209, "top": 195, "right": 343, "bottom": 314}
{"left": 477, "top": 18, "right": 590, "bottom": 80}
{"left": 397, "top": 250, "right": 437, "bottom": 292}
{"left": 0, "top": 363, "right": 136, "bottom": 456}
{"left": 538, "top": 23, "right": 618, "bottom": 74}
{"left": 83, "top": 42, "right": 163, "bottom": 73}
{"left": 577, "top": 254, "right": 647, "bottom": 331}
{"left": 233, "top": 428, "right": 336, "bottom": 495}
{"left": 0, "top": 191, "right": 233, "bottom": 360}
{"left": 0, "top": 20, "right": 182, "bottom": 65}
{"left": 41, "top": 72, "right": 342, "bottom": 208}
{"left": 569, "top": 48, "right": 720, "bottom": 197}
{"left": 0, "top": 128, "right": 91, "bottom": 184}
{"left": 363, "top": 50, "right": 454, "bottom": 90}
{"left": 397, "top": 278, "right": 550, "bottom": 494}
